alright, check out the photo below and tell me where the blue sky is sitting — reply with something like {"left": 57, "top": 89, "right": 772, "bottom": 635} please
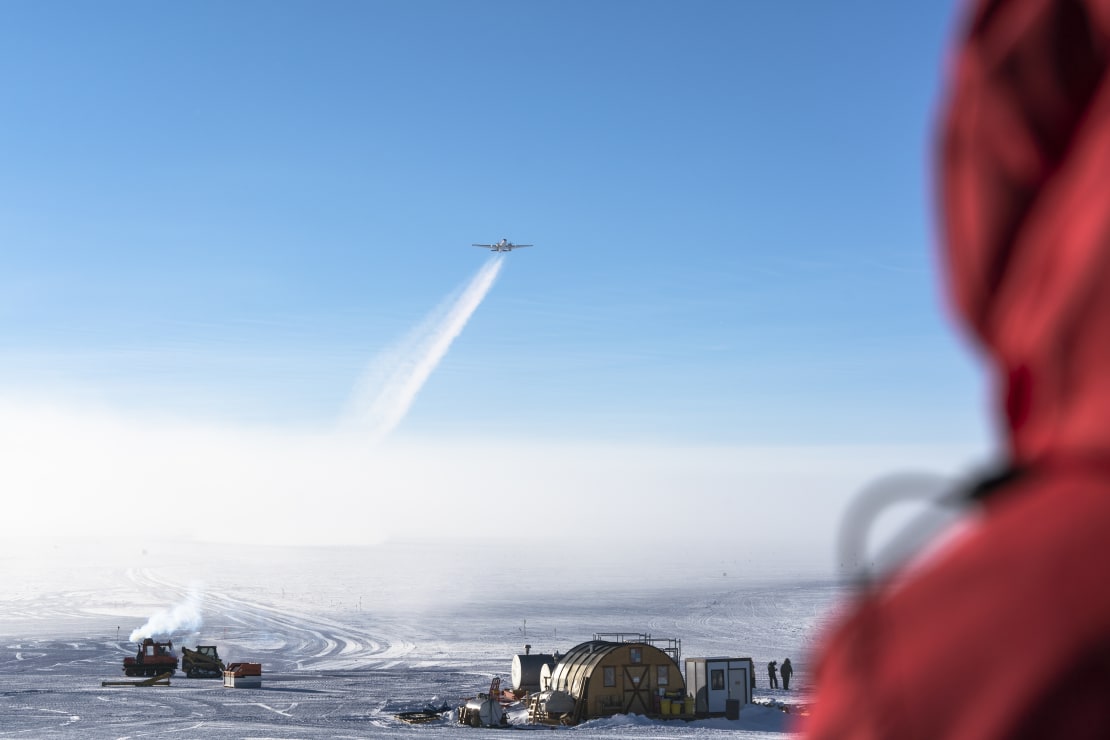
{"left": 1, "top": 1, "right": 992, "bottom": 556}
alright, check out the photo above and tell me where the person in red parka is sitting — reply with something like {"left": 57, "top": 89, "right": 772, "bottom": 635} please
{"left": 802, "top": 1, "right": 1110, "bottom": 738}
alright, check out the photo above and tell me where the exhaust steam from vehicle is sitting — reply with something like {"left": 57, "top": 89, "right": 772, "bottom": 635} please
{"left": 129, "top": 584, "right": 205, "bottom": 642}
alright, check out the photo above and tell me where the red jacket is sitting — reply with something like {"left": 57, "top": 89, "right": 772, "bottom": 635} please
{"left": 803, "top": 1, "right": 1110, "bottom": 738}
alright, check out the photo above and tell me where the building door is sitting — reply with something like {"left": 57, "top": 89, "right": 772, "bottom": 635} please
{"left": 707, "top": 665, "right": 728, "bottom": 713}
{"left": 622, "top": 665, "right": 651, "bottom": 714}
{"left": 729, "top": 665, "right": 750, "bottom": 705}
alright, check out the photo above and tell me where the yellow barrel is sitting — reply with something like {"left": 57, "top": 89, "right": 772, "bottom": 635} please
{"left": 660, "top": 698, "right": 672, "bottom": 714}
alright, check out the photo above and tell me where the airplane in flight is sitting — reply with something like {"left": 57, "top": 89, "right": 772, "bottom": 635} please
{"left": 471, "top": 238, "right": 533, "bottom": 252}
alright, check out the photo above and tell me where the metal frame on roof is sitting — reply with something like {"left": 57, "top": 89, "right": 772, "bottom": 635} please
{"left": 592, "top": 632, "right": 681, "bottom": 664}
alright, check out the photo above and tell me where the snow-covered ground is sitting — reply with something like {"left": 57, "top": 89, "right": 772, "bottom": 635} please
{"left": 0, "top": 539, "right": 843, "bottom": 738}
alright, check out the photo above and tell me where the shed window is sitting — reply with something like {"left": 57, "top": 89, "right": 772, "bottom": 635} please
{"left": 603, "top": 666, "right": 616, "bottom": 687}
{"left": 629, "top": 647, "right": 642, "bottom": 664}
{"left": 711, "top": 669, "right": 725, "bottom": 690}
{"left": 657, "top": 665, "right": 669, "bottom": 686}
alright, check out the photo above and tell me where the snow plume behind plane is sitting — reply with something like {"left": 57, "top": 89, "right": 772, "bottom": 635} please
{"left": 345, "top": 256, "right": 503, "bottom": 444}
{"left": 129, "top": 584, "right": 204, "bottom": 642}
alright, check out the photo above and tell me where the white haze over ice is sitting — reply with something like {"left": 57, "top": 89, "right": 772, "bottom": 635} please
{"left": 1, "top": 256, "right": 518, "bottom": 548}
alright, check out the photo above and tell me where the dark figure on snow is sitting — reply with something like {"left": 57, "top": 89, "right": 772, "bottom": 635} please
{"left": 768, "top": 660, "right": 778, "bottom": 689}
{"left": 781, "top": 658, "right": 793, "bottom": 690}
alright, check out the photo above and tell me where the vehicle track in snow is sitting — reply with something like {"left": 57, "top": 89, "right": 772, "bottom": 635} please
{"left": 124, "top": 568, "right": 415, "bottom": 672}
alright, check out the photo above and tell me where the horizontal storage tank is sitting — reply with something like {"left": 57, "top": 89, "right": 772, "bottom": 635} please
{"left": 540, "top": 662, "right": 554, "bottom": 692}
{"left": 511, "top": 653, "right": 557, "bottom": 693}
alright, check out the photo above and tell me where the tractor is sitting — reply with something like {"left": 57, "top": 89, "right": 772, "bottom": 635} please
{"left": 123, "top": 638, "right": 178, "bottom": 677}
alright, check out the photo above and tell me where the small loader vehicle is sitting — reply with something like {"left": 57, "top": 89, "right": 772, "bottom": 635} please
{"left": 181, "top": 645, "right": 225, "bottom": 678}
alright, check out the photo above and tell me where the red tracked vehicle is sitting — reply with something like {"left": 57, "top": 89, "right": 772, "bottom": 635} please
{"left": 123, "top": 638, "right": 178, "bottom": 677}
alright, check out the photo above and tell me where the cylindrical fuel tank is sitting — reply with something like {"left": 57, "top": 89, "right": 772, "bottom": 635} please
{"left": 511, "top": 653, "right": 557, "bottom": 692}
{"left": 539, "top": 662, "right": 554, "bottom": 691}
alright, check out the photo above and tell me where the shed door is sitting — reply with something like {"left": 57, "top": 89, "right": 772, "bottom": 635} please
{"left": 622, "top": 665, "right": 651, "bottom": 714}
{"left": 729, "top": 665, "right": 750, "bottom": 704}
{"left": 707, "top": 664, "right": 728, "bottom": 713}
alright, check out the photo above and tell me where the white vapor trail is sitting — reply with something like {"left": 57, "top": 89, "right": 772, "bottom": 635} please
{"left": 348, "top": 256, "right": 504, "bottom": 444}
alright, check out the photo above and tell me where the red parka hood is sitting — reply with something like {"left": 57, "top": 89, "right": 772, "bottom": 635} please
{"left": 942, "top": 0, "right": 1110, "bottom": 463}
{"left": 802, "top": 3, "right": 1110, "bottom": 739}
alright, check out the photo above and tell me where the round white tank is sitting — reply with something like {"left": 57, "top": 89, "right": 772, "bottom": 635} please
{"left": 540, "top": 661, "right": 554, "bottom": 691}
{"left": 511, "top": 653, "right": 557, "bottom": 692}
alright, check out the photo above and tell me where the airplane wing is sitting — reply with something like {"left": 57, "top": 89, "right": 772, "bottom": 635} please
{"left": 471, "top": 243, "right": 493, "bottom": 248}
{"left": 511, "top": 244, "right": 533, "bottom": 248}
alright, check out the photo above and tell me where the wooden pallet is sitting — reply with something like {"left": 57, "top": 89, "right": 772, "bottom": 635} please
{"left": 396, "top": 710, "right": 444, "bottom": 724}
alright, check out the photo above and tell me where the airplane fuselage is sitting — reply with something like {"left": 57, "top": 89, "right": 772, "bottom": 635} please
{"left": 472, "top": 238, "right": 532, "bottom": 252}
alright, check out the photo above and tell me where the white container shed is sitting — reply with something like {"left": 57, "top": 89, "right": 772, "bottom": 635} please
{"left": 684, "top": 657, "right": 753, "bottom": 715}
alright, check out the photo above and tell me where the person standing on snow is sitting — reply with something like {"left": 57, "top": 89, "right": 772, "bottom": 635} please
{"left": 781, "top": 658, "right": 794, "bottom": 690}
{"left": 802, "top": 1, "right": 1110, "bottom": 738}
{"left": 768, "top": 660, "right": 779, "bottom": 689}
